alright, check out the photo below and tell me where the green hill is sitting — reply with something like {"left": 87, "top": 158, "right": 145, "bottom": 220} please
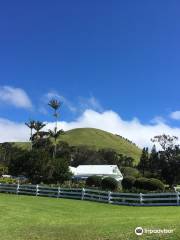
{"left": 13, "top": 128, "right": 141, "bottom": 162}
{"left": 58, "top": 128, "right": 141, "bottom": 162}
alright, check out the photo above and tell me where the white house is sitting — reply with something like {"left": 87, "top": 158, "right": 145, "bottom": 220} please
{"left": 69, "top": 165, "right": 123, "bottom": 182}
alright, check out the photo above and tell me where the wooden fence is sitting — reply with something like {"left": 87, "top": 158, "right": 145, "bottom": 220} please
{"left": 0, "top": 183, "right": 179, "bottom": 206}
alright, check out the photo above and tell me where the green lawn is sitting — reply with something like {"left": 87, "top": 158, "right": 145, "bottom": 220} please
{"left": 0, "top": 194, "right": 180, "bottom": 240}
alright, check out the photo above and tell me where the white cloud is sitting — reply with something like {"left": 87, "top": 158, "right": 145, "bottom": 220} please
{"left": 150, "top": 116, "right": 166, "bottom": 124}
{"left": 170, "top": 111, "right": 180, "bottom": 120}
{"left": 0, "top": 118, "right": 29, "bottom": 142}
{"left": 0, "top": 86, "right": 32, "bottom": 109}
{"left": 2, "top": 109, "right": 180, "bottom": 149}
{"left": 51, "top": 110, "right": 180, "bottom": 149}
{"left": 78, "top": 96, "right": 103, "bottom": 112}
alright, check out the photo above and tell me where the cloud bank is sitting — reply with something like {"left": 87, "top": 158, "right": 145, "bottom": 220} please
{"left": 0, "top": 118, "right": 29, "bottom": 142}
{"left": 1, "top": 109, "right": 180, "bottom": 149}
{"left": 0, "top": 86, "right": 32, "bottom": 109}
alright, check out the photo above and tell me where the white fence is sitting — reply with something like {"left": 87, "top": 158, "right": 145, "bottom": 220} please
{"left": 0, "top": 183, "right": 179, "bottom": 206}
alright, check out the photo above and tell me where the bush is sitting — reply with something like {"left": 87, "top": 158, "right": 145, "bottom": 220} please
{"left": 134, "top": 177, "right": 149, "bottom": 190}
{"left": 146, "top": 178, "right": 165, "bottom": 191}
{"left": 53, "top": 158, "right": 73, "bottom": 184}
{"left": 101, "top": 177, "right": 118, "bottom": 191}
{"left": 86, "top": 176, "right": 102, "bottom": 188}
{"left": 121, "top": 167, "right": 140, "bottom": 178}
{"left": 122, "top": 176, "right": 136, "bottom": 190}
{"left": 134, "top": 177, "right": 165, "bottom": 191}
{"left": 0, "top": 177, "right": 17, "bottom": 184}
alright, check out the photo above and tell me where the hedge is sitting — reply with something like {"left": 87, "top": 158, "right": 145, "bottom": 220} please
{"left": 86, "top": 176, "right": 102, "bottom": 187}
{"left": 146, "top": 178, "right": 165, "bottom": 191}
{"left": 101, "top": 177, "right": 118, "bottom": 191}
{"left": 122, "top": 176, "right": 136, "bottom": 190}
{"left": 134, "top": 177, "right": 164, "bottom": 191}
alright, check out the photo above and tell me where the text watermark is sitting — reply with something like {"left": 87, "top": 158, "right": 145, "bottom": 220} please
{"left": 135, "top": 226, "right": 175, "bottom": 236}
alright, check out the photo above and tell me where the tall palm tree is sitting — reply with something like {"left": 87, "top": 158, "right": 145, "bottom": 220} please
{"left": 48, "top": 128, "right": 64, "bottom": 158}
{"left": 48, "top": 99, "right": 61, "bottom": 130}
{"left": 48, "top": 99, "right": 61, "bottom": 158}
{"left": 25, "top": 120, "right": 35, "bottom": 150}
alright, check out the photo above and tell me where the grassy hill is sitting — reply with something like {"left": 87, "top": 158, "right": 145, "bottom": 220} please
{"left": 13, "top": 128, "right": 141, "bottom": 162}
{"left": 58, "top": 128, "right": 141, "bottom": 162}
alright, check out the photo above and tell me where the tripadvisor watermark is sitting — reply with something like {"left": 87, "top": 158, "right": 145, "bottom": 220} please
{"left": 135, "top": 226, "right": 174, "bottom": 236}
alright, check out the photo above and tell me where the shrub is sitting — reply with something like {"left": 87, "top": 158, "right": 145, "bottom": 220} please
{"left": 53, "top": 158, "right": 72, "bottom": 184}
{"left": 146, "top": 178, "right": 165, "bottom": 191}
{"left": 101, "top": 177, "right": 118, "bottom": 191}
{"left": 134, "top": 177, "right": 149, "bottom": 190}
{"left": 122, "top": 176, "right": 136, "bottom": 190}
{"left": 0, "top": 177, "right": 17, "bottom": 184}
{"left": 86, "top": 176, "right": 102, "bottom": 188}
{"left": 134, "top": 177, "right": 165, "bottom": 191}
{"left": 121, "top": 167, "right": 140, "bottom": 178}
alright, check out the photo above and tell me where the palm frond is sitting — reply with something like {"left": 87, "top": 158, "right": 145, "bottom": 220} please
{"left": 33, "top": 121, "right": 46, "bottom": 132}
{"left": 48, "top": 99, "right": 61, "bottom": 111}
{"left": 25, "top": 120, "right": 36, "bottom": 129}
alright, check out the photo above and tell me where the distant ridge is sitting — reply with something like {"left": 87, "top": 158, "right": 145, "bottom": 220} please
{"left": 58, "top": 128, "right": 141, "bottom": 162}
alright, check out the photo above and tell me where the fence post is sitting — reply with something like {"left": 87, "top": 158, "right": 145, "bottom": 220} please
{"left": 57, "top": 187, "right": 61, "bottom": 198}
{"left": 108, "top": 191, "right": 111, "bottom": 204}
{"left": 140, "top": 193, "right": 143, "bottom": 205}
{"left": 16, "top": 182, "right": 20, "bottom": 195}
{"left": 81, "top": 188, "right": 85, "bottom": 200}
{"left": 176, "top": 192, "right": 179, "bottom": 206}
{"left": 36, "top": 184, "right": 39, "bottom": 196}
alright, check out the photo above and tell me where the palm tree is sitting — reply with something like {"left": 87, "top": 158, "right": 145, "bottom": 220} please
{"left": 48, "top": 99, "right": 61, "bottom": 158}
{"left": 48, "top": 128, "right": 64, "bottom": 158}
{"left": 25, "top": 120, "right": 35, "bottom": 150}
{"left": 33, "top": 121, "right": 46, "bottom": 141}
{"left": 48, "top": 99, "right": 61, "bottom": 130}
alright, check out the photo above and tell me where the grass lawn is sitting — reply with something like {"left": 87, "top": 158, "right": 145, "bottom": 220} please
{"left": 0, "top": 193, "right": 180, "bottom": 240}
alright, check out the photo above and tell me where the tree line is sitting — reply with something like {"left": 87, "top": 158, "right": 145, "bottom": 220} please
{"left": 138, "top": 134, "right": 180, "bottom": 186}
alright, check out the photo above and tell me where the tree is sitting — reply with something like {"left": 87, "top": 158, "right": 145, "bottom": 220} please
{"left": 48, "top": 128, "right": 64, "bottom": 158}
{"left": 48, "top": 99, "right": 61, "bottom": 158}
{"left": 0, "top": 143, "right": 14, "bottom": 165}
{"left": 25, "top": 120, "right": 35, "bottom": 150}
{"left": 138, "top": 147, "right": 149, "bottom": 176}
{"left": 121, "top": 167, "right": 140, "bottom": 178}
{"left": 151, "top": 135, "right": 180, "bottom": 186}
{"left": 118, "top": 155, "right": 134, "bottom": 167}
{"left": 149, "top": 145, "right": 159, "bottom": 174}
{"left": 159, "top": 146, "right": 180, "bottom": 186}
{"left": 33, "top": 121, "right": 46, "bottom": 141}
{"left": 52, "top": 158, "right": 72, "bottom": 184}
{"left": 151, "top": 134, "right": 178, "bottom": 151}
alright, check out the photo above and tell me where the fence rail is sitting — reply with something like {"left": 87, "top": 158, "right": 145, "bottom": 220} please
{"left": 0, "top": 183, "right": 179, "bottom": 206}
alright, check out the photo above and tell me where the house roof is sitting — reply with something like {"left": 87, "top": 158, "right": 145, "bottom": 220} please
{"left": 69, "top": 165, "right": 123, "bottom": 180}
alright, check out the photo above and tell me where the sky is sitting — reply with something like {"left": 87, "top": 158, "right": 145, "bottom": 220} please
{"left": 0, "top": 0, "right": 180, "bottom": 148}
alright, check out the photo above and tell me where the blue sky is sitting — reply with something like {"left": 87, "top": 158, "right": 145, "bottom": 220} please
{"left": 0, "top": 1, "right": 180, "bottom": 146}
